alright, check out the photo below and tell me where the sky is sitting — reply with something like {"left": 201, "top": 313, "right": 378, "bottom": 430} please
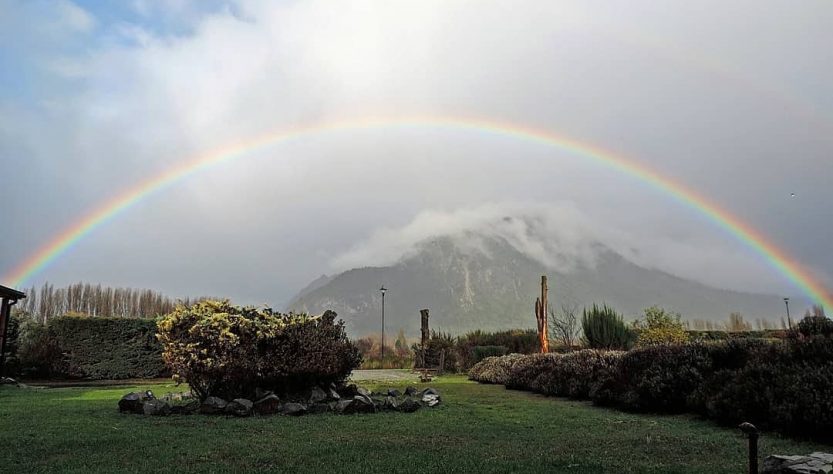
{"left": 0, "top": 0, "right": 831, "bottom": 308}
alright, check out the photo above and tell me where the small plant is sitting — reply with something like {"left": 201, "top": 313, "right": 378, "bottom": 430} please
{"left": 581, "top": 304, "right": 635, "bottom": 350}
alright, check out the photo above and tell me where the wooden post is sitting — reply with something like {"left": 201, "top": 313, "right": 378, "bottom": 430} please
{"left": 534, "top": 276, "right": 549, "bottom": 353}
{"left": 420, "top": 309, "right": 430, "bottom": 368}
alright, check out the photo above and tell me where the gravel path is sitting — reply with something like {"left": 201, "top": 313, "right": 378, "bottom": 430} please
{"left": 348, "top": 369, "right": 419, "bottom": 382}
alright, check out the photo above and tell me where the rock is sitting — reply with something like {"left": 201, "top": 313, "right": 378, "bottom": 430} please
{"left": 170, "top": 400, "right": 199, "bottom": 415}
{"left": 253, "top": 394, "right": 282, "bottom": 415}
{"left": 404, "top": 386, "right": 418, "bottom": 396}
{"left": 309, "top": 386, "right": 328, "bottom": 404}
{"left": 343, "top": 395, "right": 376, "bottom": 414}
{"left": 281, "top": 402, "right": 308, "bottom": 416}
{"left": 143, "top": 399, "right": 171, "bottom": 416}
{"left": 255, "top": 387, "right": 274, "bottom": 400}
{"left": 763, "top": 453, "right": 833, "bottom": 474}
{"left": 421, "top": 388, "right": 440, "bottom": 398}
{"left": 387, "top": 389, "right": 401, "bottom": 397}
{"left": 308, "top": 403, "right": 331, "bottom": 415}
{"left": 225, "top": 398, "right": 253, "bottom": 417}
{"left": 334, "top": 399, "right": 353, "bottom": 414}
{"left": 326, "top": 387, "right": 341, "bottom": 400}
{"left": 398, "top": 397, "right": 421, "bottom": 413}
{"left": 383, "top": 396, "right": 399, "bottom": 411}
{"left": 356, "top": 387, "right": 372, "bottom": 398}
{"left": 118, "top": 392, "right": 149, "bottom": 414}
{"left": 422, "top": 394, "right": 440, "bottom": 407}
{"left": 200, "top": 396, "right": 228, "bottom": 415}
{"left": 338, "top": 384, "right": 359, "bottom": 398}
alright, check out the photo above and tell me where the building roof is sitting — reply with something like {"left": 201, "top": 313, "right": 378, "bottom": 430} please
{"left": 0, "top": 285, "right": 25, "bottom": 300}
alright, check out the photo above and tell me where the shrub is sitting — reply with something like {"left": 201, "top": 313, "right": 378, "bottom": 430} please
{"left": 795, "top": 315, "right": 833, "bottom": 338}
{"left": 467, "top": 353, "right": 526, "bottom": 385}
{"left": 504, "top": 353, "right": 558, "bottom": 390}
{"left": 633, "top": 306, "right": 689, "bottom": 347}
{"left": 456, "top": 329, "right": 538, "bottom": 370}
{"left": 10, "top": 315, "right": 165, "bottom": 379}
{"left": 47, "top": 316, "right": 167, "bottom": 379}
{"left": 529, "top": 350, "right": 624, "bottom": 399}
{"left": 581, "top": 304, "right": 635, "bottom": 350}
{"left": 156, "top": 300, "right": 361, "bottom": 400}
{"left": 471, "top": 345, "right": 509, "bottom": 364}
{"left": 469, "top": 336, "right": 833, "bottom": 437}
{"left": 597, "top": 343, "right": 712, "bottom": 412}
{"left": 414, "top": 330, "right": 459, "bottom": 372}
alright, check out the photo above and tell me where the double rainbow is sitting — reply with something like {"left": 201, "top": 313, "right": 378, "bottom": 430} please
{"left": 4, "top": 115, "right": 830, "bottom": 308}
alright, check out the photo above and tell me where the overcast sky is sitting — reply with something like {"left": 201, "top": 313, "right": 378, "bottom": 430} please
{"left": 1, "top": 0, "right": 831, "bottom": 308}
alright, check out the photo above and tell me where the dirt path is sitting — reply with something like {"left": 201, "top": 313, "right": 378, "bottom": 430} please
{"left": 348, "top": 369, "right": 419, "bottom": 382}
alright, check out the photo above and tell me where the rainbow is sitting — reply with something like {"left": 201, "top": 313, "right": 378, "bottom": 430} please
{"left": 4, "top": 115, "right": 830, "bottom": 308}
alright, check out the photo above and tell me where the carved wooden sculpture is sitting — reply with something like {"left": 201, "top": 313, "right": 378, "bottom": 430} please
{"left": 534, "top": 276, "right": 549, "bottom": 353}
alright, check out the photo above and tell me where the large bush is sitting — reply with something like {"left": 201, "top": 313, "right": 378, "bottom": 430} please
{"left": 467, "top": 353, "right": 527, "bottom": 385}
{"left": 529, "top": 350, "right": 624, "bottom": 399}
{"left": 581, "top": 304, "right": 635, "bottom": 350}
{"left": 469, "top": 336, "right": 833, "bottom": 436}
{"left": 156, "top": 300, "right": 361, "bottom": 400}
{"left": 8, "top": 314, "right": 165, "bottom": 379}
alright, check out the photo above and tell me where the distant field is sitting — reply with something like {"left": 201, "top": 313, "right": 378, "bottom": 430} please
{"left": 0, "top": 375, "right": 829, "bottom": 473}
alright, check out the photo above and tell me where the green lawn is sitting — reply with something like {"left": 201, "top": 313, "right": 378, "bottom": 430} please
{"left": 0, "top": 375, "right": 828, "bottom": 473}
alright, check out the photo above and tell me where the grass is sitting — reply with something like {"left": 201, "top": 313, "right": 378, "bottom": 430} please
{"left": 1, "top": 375, "right": 829, "bottom": 473}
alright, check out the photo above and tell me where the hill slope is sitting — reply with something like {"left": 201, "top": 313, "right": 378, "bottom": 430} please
{"left": 287, "top": 236, "right": 802, "bottom": 336}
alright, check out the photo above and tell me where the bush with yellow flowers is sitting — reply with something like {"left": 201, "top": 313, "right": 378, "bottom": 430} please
{"left": 156, "top": 300, "right": 361, "bottom": 400}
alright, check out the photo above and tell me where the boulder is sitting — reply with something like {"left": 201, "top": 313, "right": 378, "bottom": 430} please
{"left": 421, "top": 388, "right": 440, "bottom": 398}
{"left": 253, "top": 394, "right": 282, "bottom": 415}
{"left": 309, "top": 386, "right": 328, "bottom": 404}
{"left": 255, "top": 387, "right": 274, "bottom": 400}
{"left": 398, "top": 397, "right": 421, "bottom": 413}
{"left": 383, "top": 396, "right": 399, "bottom": 411}
{"left": 225, "top": 398, "right": 253, "bottom": 417}
{"left": 200, "top": 396, "right": 228, "bottom": 415}
{"left": 334, "top": 399, "right": 353, "bottom": 414}
{"left": 170, "top": 400, "right": 199, "bottom": 415}
{"left": 387, "top": 389, "right": 401, "bottom": 397}
{"left": 338, "top": 384, "right": 359, "bottom": 398}
{"left": 356, "top": 387, "right": 372, "bottom": 398}
{"left": 118, "top": 392, "right": 149, "bottom": 414}
{"left": 343, "top": 395, "right": 376, "bottom": 414}
{"left": 422, "top": 394, "right": 440, "bottom": 407}
{"left": 326, "top": 387, "right": 341, "bottom": 400}
{"left": 404, "top": 386, "right": 418, "bottom": 397}
{"left": 763, "top": 453, "right": 833, "bottom": 474}
{"left": 281, "top": 402, "right": 308, "bottom": 416}
{"left": 142, "top": 399, "right": 171, "bottom": 416}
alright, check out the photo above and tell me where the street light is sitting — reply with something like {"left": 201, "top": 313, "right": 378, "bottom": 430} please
{"left": 380, "top": 286, "right": 387, "bottom": 360}
{"left": 784, "top": 297, "right": 791, "bottom": 329}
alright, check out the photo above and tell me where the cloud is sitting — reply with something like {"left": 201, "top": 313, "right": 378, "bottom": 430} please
{"left": 329, "top": 201, "right": 793, "bottom": 296}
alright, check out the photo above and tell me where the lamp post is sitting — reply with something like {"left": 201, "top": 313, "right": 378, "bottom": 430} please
{"left": 784, "top": 297, "right": 791, "bottom": 330}
{"left": 380, "top": 286, "right": 387, "bottom": 361}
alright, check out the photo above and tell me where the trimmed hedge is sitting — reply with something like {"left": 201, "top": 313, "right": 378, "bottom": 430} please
{"left": 469, "top": 336, "right": 833, "bottom": 436}
{"left": 456, "top": 329, "right": 538, "bottom": 370}
{"left": 467, "top": 353, "right": 526, "bottom": 385}
{"left": 8, "top": 316, "right": 168, "bottom": 379}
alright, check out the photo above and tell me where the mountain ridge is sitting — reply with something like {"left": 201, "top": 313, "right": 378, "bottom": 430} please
{"left": 287, "top": 234, "right": 804, "bottom": 337}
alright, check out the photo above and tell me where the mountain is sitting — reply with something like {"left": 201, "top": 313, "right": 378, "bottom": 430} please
{"left": 286, "top": 235, "right": 805, "bottom": 337}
